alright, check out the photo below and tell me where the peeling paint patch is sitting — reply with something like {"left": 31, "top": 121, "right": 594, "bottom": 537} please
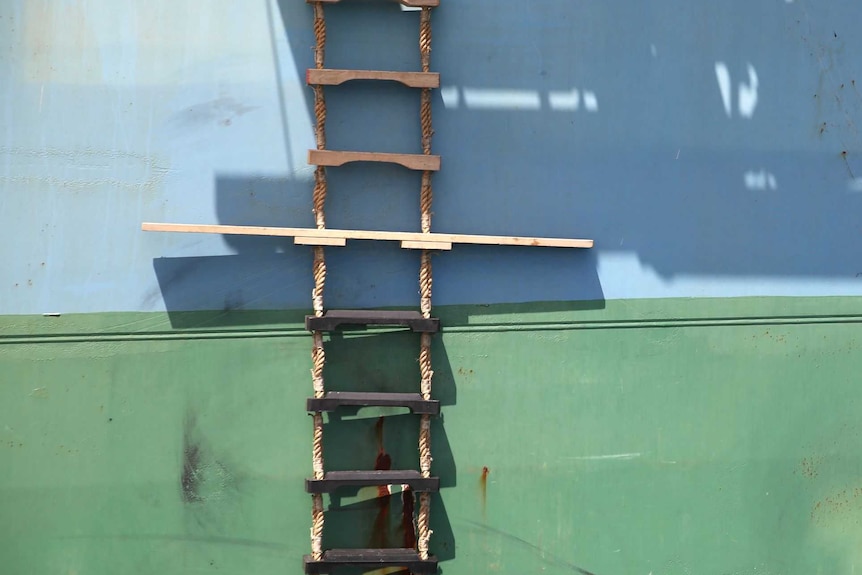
{"left": 0, "top": 147, "right": 171, "bottom": 195}
{"left": 168, "top": 97, "right": 258, "bottom": 130}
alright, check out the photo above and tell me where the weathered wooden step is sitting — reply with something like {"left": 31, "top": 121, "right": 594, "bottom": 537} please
{"left": 304, "top": 549, "right": 438, "bottom": 574}
{"left": 306, "top": 310, "right": 440, "bottom": 333}
{"left": 305, "top": 470, "right": 439, "bottom": 493}
{"left": 307, "top": 392, "right": 440, "bottom": 415}
{"left": 307, "top": 68, "right": 439, "bottom": 88}
{"left": 308, "top": 149, "right": 441, "bottom": 171}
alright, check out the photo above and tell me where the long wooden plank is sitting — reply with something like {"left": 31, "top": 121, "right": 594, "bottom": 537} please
{"left": 308, "top": 0, "right": 439, "bottom": 6}
{"left": 309, "top": 149, "right": 440, "bottom": 172}
{"left": 307, "top": 69, "right": 439, "bottom": 89}
{"left": 142, "top": 222, "right": 594, "bottom": 249}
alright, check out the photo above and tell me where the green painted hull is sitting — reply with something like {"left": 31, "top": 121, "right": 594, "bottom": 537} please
{"left": 3, "top": 297, "right": 861, "bottom": 574}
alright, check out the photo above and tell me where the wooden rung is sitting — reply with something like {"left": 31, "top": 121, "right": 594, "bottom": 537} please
{"left": 142, "top": 223, "right": 594, "bottom": 249}
{"left": 307, "top": 0, "right": 439, "bottom": 6}
{"left": 307, "top": 69, "right": 439, "bottom": 89}
{"left": 400, "top": 240, "right": 452, "bottom": 251}
{"left": 294, "top": 236, "right": 347, "bottom": 247}
{"left": 309, "top": 150, "right": 440, "bottom": 172}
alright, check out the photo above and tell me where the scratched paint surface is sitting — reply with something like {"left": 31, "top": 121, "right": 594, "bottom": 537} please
{"left": 2, "top": 1, "right": 862, "bottom": 316}
{"left": 2, "top": 297, "right": 862, "bottom": 573}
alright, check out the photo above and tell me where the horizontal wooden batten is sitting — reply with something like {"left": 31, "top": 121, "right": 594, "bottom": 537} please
{"left": 294, "top": 236, "right": 347, "bottom": 247}
{"left": 400, "top": 240, "right": 453, "bottom": 250}
{"left": 307, "top": 69, "right": 439, "bottom": 88}
{"left": 142, "top": 222, "right": 594, "bottom": 249}
{"left": 308, "top": 149, "right": 440, "bottom": 171}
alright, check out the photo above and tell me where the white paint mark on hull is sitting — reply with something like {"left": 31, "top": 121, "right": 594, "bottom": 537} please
{"left": 563, "top": 452, "right": 642, "bottom": 461}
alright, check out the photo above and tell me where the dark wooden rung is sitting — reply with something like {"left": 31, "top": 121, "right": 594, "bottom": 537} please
{"left": 306, "top": 310, "right": 440, "bottom": 333}
{"left": 304, "top": 549, "right": 438, "bottom": 574}
{"left": 308, "top": 150, "right": 441, "bottom": 172}
{"left": 308, "top": 392, "right": 440, "bottom": 414}
{"left": 305, "top": 470, "right": 439, "bottom": 493}
{"left": 307, "top": 0, "right": 439, "bottom": 7}
{"left": 307, "top": 69, "right": 440, "bottom": 88}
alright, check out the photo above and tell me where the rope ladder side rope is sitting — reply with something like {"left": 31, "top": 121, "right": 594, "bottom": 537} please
{"left": 417, "top": 6, "right": 434, "bottom": 562}
{"left": 310, "top": 1, "right": 327, "bottom": 562}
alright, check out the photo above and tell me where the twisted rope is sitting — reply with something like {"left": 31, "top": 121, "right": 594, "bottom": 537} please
{"left": 419, "top": 8, "right": 434, "bottom": 233}
{"left": 417, "top": 492, "right": 432, "bottom": 560}
{"left": 312, "top": 249, "right": 326, "bottom": 317}
{"left": 420, "top": 8, "right": 432, "bottom": 72}
{"left": 311, "top": 489, "right": 324, "bottom": 558}
{"left": 313, "top": 4, "right": 326, "bottom": 69}
{"left": 310, "top": 2, "right": 328, "bottom": 562}
{"left": 417, "top": 7, "right": 434, "bottom": 561}
{"left": 312, "top": 4, "right": 328, "bottom": 229}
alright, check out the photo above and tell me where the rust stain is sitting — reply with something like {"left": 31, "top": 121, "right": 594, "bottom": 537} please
{"left": 375, "top": 416, "right": 385, "bottom": 452}
{"left": 370, "top": 417, "right": 392, "bottom": 549}
{"left": 840, "top": 150, "right": 856, "bottom": 179}
{"left": 402, "top": 487, "right": 416, "bottom": 549}
{"left": 799, "top": 456, "right": 820, "bottom": 479}
{"left": 810, "top": 487, "right": 862, "bottom": 524}
{"left": 480, "top": 466, "right": 490, "bottom": 517}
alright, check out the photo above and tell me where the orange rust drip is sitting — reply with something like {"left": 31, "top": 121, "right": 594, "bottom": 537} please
{"left": 375, "top": 452, "right": 393, "bottom": 498}
{"left": 480, "top": 466, "right": 490, "bottom": 517}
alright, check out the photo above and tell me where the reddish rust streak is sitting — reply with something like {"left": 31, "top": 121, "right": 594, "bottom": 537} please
{"left": 375, "top": 416, "right": 385, "bottom": 452}
{"left": 480, "top": 466, "right": 490, "bottom": 517}
{"left": 375, "top": 451, "right": 392, "bottom": 470}
{"left": 370, "top": 417, "right": 391, "bottom": 548}
{"left": 370, "top": 494, "right": 391, "bottom": 548}
{"left": 402, "top": 486, "right": 416, "bottom": 549}
{"left": 374, "top": 417, "right": 391, "bottom": 499}
{"left": 375, "top": 452, "right": 393, "bottom": 498}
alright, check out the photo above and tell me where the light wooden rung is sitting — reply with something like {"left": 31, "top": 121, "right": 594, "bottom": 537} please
{"left": 142, "top": 223, "right": 594, "bottom": 249}
{"left": 307, "top": 0, "right": 439, "bottom": 6}
{"left": 309, "top": 150, "right": 440, "bottom": 172}
{"left": 295, "top": 236, "right": 347, "bottom": 247}
{"left": 307, "top": 69, "right": 439, "bottom": 89}
{"left": 400, "top": 240, "right": 453, "bottom": 251}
